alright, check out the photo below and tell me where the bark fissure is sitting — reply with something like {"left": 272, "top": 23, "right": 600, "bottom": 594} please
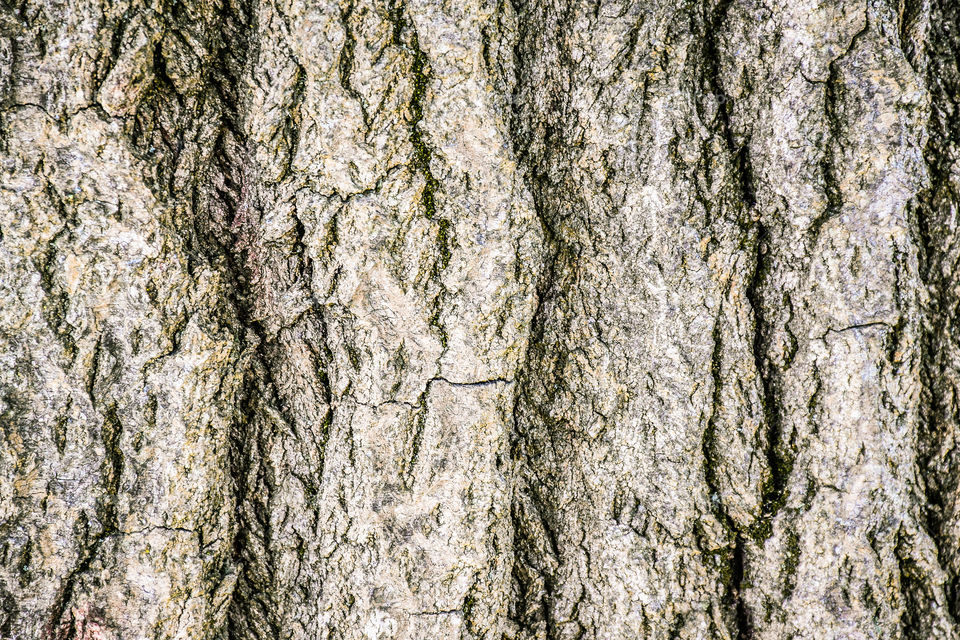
{"left": 913, "top": 0, "right": 960, "bottom": 627}
{"left": 112, "top": 0, "right": 321, "bottom": 636}
{"left": 699, "top": 2, "right": 764, "bottom": 635}
{"left": 746, "top": 220, "right": 789, "bottom": 544}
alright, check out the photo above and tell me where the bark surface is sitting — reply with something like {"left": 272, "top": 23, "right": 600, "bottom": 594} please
{"left": 0, "top": 0, "right": 958, "bottom": 639}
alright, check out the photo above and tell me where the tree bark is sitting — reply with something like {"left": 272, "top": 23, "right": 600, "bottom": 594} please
{"left": 0, "top": 0, "right": 958, "bottom": 638}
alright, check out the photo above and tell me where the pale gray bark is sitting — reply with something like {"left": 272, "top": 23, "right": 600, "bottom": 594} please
{"left": 0, "top": 0, "right": 958, "bottom": 639}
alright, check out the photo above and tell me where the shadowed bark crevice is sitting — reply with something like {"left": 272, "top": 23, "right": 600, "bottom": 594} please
{"left": 913, "top": 0, "right": 960, "bottom": 630}
{"left": 697, "top": 1, "right": 765, "bottom": 635}
{"left": 113, "top": 1, "right": 328, "bottom": 637}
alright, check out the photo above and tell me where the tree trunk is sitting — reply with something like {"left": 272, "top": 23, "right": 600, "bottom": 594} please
{"left": 0, "top": 0, "right": 958, "bottom": 638}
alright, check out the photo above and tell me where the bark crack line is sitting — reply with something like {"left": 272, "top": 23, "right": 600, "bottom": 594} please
{"left": 403, "top": 375, "right": 511, "bottom": 484}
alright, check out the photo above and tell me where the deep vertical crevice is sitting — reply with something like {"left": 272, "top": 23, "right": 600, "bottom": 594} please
{"left": 697, "top": 0, "right": 763, "bottom": 636}
{"left": 810, "top": 17, "right": 869, "bottom": 245}
{"left": 187, "top": 3, "right": 295, "bottom": 637}
{"left": 45, "top": 399, "right": 122, "bottom": 637}
{"left": 119, "top": 0, "right": 300, "bottom": 637}
{"left": 701, "top": 314, "right": 726, "bottom": 518}
{"left": 507, "top": 168, "right": 566, "bottom": 640}
{"left": 912, "top": 0, "right": 960, "bottom": 630}
{"left": 808, "top": 59, "right": 845, "bottom": 243}
{"left": 504, "top": 0, "right": 572, "bottom": 635}
{"left": 745, "top": 221, "right": 791, "bottom": 544}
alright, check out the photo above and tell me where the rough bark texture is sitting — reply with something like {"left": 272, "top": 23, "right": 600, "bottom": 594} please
{"left": 1, "top": 0, "right": 958, "bottom": 638}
